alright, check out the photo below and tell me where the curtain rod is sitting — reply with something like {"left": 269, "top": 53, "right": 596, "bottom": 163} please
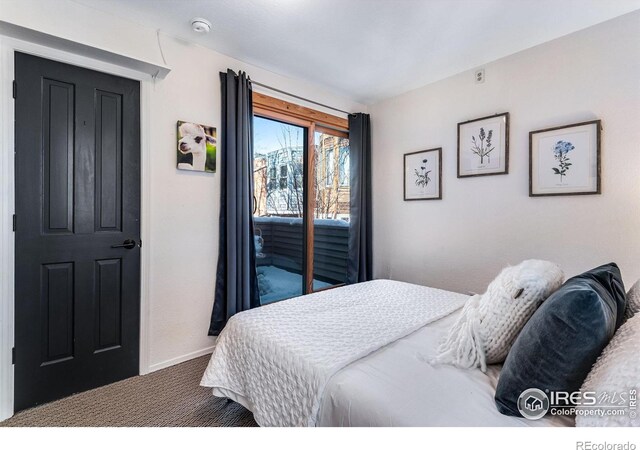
{"left": 250, "top": 80, "right": 356, "bottom": 117}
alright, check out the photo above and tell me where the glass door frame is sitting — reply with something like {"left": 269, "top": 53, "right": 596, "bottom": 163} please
{"left": 253, "top": 92, "right": 349, "bottom": 295}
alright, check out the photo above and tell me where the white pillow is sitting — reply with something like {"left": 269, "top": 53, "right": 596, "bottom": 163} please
{"left": 576, "top": 314, "right": 640, "bottom": 426}
{"left": 625, "top": 279, "right": 640, "bottom": 320}
{"left": 432, "top": 259, "right": 563, "bottom": 372}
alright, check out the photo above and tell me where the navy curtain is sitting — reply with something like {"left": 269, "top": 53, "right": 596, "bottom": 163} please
{"left": 209, "top": 70, "right": 260, "bottom": 336}
{"left": 347, "top": 113, "right": 373, "bottom": 283}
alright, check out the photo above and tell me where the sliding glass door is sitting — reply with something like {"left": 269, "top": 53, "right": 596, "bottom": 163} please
{"left": 313, "top": 130, "right": 350, "bottom": 288}
{"left": 253, "top": 114, "right": 350, "bottom": 304}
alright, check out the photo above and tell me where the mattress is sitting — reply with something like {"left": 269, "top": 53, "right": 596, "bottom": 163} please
{"left": 316, "top": 311, "right": 575, "bottom": 427}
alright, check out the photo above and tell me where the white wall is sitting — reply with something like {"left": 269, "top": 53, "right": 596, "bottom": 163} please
{"left": 0, "top": 0, "right": 365, "bottom": 372}
{"left": 370, "top": 11, "right": 640, "bottom": 294}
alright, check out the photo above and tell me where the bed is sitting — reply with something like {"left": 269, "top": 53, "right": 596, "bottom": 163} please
{"left": 201, "top": 279, "right": 574, "bottom": 427}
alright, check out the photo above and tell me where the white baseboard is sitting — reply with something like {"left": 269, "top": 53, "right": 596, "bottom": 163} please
{"left": 147, "top": 346, "right": 215, "bottom": 374}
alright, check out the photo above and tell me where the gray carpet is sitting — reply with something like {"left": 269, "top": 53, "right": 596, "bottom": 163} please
{"left": 0, "top": 355, "right": 258, "bottom": 427}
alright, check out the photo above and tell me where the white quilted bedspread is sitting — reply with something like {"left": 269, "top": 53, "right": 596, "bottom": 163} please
{"left": 200, "top": 279, "right": 468, "bottom": 426}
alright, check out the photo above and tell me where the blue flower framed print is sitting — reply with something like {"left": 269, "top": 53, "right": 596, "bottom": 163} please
{"left": 529, "top": 120, "right": 601, "bottom": 196}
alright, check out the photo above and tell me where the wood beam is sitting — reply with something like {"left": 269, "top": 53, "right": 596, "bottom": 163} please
{"left": 253, "top": 92, "right": 348, "bottom": 131}
{"left": 304, "top": 122, "right": 316, "bottom": 294}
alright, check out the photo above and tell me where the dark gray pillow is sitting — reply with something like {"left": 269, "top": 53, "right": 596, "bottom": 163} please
{"left": 494, "top": 263, "right": 626, "bottom": 417}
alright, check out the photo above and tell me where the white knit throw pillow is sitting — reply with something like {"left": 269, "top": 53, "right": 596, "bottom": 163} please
{"left": 432, "top": 260, "right": 564, "bottom": 372}
{"left": 576, "top": 314, "right": 640, "bottom": 426}
{"left": 625, "top": 279, "right": 640, "bottom": 320}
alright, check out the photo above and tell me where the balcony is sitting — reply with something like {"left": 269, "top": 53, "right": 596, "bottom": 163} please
{"left": 254, "top": 216, "right": 349, "bottom": 304}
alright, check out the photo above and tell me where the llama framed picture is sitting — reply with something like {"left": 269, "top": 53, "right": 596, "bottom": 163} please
{"left": 529, "top": 120, "right": 601, "bottom": 197}
{"left": 177, "top": 120, "right": 217, "bottom": 173}
{"left": 404, "top": 148, "right": 442, "bottom": 201}
{"left": 457, "top": 112, "right": 509, "bottom": 177}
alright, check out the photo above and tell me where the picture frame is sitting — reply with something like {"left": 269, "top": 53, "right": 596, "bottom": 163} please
{"left": 529, "top": 120, "right": 601, "bottom": 197}
{"left": 177, "top": 120, "right": 217, "bottom": 173}
{"left": 404, "top": 148, "right": 442, "bottom": 201}
{"left": 457, "top": 112, "right": 509, "bottom": 177}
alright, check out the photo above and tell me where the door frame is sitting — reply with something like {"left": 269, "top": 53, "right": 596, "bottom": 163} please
{"left": 0, "top": 36, "right": 153, "bottom": 421}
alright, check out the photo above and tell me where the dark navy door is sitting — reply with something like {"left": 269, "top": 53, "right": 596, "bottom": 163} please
{"left": 14, "top": 52, "right": 141, "bottom": 411}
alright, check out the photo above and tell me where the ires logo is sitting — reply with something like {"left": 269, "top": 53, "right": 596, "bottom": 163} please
{"left": 518, "top": 388, "right": 638, "bottom": 420}
{"left": 549, "top": 391, "right": 599, "bottom": 406}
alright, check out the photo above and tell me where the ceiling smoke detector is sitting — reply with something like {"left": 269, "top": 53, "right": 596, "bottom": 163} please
{"left": 191, "top": 18, "right": 212, "bottom": 33}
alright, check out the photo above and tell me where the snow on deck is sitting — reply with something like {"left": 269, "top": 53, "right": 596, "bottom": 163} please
{"left": 258, "top": 265, "right": 332, "bottom": 305}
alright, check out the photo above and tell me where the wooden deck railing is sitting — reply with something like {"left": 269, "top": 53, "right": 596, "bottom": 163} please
{"left": 254, "top": 217, "right": 349, "bottom": 284}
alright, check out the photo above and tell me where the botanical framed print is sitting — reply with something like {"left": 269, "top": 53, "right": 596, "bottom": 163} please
{"left": 529, "top": 120, "right": 601, "bottom": 197}
{"left": 177, "top": 121, "right": 217, "bottom": 173}
{"left": 457, "top": 112, "right": 509, "bottom": 177}
{"left": 404, "top": 148, "right": 442, "bottom": 201}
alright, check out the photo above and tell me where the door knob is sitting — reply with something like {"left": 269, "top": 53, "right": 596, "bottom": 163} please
{"left": 111, "top": 239, "right": 137, "bottom": 249}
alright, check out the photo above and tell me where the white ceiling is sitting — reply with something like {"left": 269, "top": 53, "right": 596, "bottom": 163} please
{"left": 74, "top": 0, "right": 640, "bottom": 104}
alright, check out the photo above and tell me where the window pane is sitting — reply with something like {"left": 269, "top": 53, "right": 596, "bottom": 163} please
{"left": 339, "top": 146, "right": 350, "bottom": 186}
{"left": 253, "top": 116, "right": 305, "bottom": 304}
{"left": 325, "top": 149, "right": 333, "bottom": 187}
{"left": 313, "top": 132, "right": 350, "bottom": 288}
